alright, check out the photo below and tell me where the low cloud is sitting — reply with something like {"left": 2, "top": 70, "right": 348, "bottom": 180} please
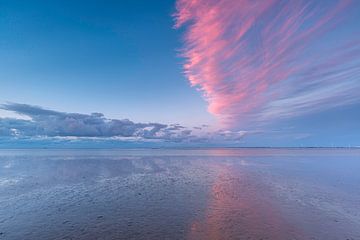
{"left": 1, "top": 103, "right": 169, "bottom": 139}
{"left": 0, "top": 103, "right": 246, "bottom": 144}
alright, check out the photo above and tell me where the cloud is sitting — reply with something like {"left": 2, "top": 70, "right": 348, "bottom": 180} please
{"left": 0, "top": 103, "right": 169, "bottom": 138}
{"left": 174, "top": 0, "right": 360, "bottom": 127}
{"left": 0, "top": 103, "right": 247, "bottom": 144}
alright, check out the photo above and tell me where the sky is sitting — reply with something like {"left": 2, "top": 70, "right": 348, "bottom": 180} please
{"left": 0, "top": 0, "right": 359, "bottom": 147}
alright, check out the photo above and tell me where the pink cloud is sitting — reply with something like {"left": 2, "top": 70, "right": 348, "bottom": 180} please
{"left": 174, "top": 0, "right": 360, "bottom": 128}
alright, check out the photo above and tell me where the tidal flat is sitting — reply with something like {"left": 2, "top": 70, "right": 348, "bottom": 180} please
{"left": 0, "top": 148, "right": 359, "bottom": 240}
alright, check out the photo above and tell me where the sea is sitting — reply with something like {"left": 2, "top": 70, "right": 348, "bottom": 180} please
{"left": 0, "top": 148, "right": 359, "bottom": 239}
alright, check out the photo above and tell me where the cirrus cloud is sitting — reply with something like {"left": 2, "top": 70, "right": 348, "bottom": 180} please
{"left": 174, "top": 0, "right": 360, "bottom": 128}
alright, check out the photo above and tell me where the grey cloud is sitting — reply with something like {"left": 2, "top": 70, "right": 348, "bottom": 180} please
{"left": 0, "top": 103, "right": 172, "bottom": 139}
{"left": 0, "top": 103, "right": 248, "bottom": 144}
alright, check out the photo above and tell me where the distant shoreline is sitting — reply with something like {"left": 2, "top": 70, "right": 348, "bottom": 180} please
{"left": 0, "top": 147, "right": 359, "bottom": 150}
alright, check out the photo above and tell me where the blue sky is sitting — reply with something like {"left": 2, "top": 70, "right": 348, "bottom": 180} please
{"left": 0, "top": 0, "right": 213, "bottom": 126}
{"left": 0, "top": 0, "right": 359, "bottom": 147}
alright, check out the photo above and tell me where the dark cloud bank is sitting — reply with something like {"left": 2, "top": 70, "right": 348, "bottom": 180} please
{"left": 0, "top": 103, "right": 246, "bottom": 147}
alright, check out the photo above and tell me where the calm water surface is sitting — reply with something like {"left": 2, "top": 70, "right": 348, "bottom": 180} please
{"left": 0, "top": 148, "right": 359, "bottom": 240}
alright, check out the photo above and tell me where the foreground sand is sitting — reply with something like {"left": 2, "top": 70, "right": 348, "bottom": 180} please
{"left": 0, "top": 148, "right": 359, "bottom": 239}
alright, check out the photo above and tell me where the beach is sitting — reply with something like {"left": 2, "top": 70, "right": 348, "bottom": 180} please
{"left": 0, "top": 148, "right": 359, "bottom": 240}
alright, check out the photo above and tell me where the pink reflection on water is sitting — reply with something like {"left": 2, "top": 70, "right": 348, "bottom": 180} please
{"left": 187, "top": 163, "right": 302, "bottom": 239}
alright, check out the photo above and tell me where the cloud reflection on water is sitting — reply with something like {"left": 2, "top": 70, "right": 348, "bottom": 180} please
{"left": 187, "top": 163, "right": 302, "bottom": 239}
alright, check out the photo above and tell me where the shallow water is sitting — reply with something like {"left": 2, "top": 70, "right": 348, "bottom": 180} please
{"left": 0, "top": 148, "right": 359, "bottom": 240}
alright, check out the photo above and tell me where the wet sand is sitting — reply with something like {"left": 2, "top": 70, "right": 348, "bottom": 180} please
{"left": 0, "top": 148, "right": 359, "bottom": 239}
